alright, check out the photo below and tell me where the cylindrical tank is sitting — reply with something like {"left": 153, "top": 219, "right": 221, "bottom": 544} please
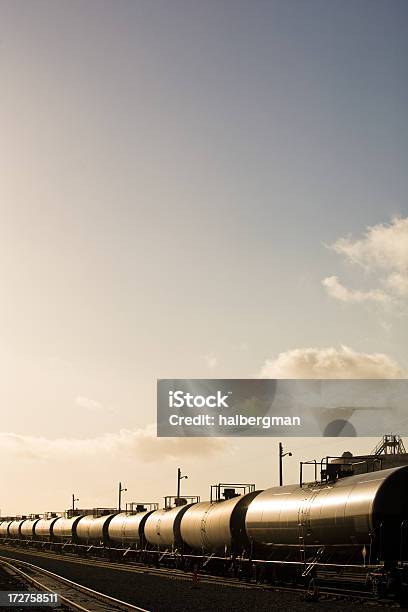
{"left": 8, "top": 519, "right": 26, "bottom": 539}
{"left": 34, "top": 516, "right": 61, "bottom": 541}
{"left": 180, "top": 491, "right": 260, "bottom": 554}
{"left": 108, "top": 510, "right": 154, "bottom": 547}
{"left": 0, "top": 521, "right": 12, "bottom": 537}
{"left": 52, "top": 516, "right": 82, "bottom": 542}
{"left": 144, "top": 504, "right": 193, "bottom": 549}
{"left": 20, "top": 518, "right": 41, "bottom": 540}
{"left": 76, "top": 514, "right": 117, "bottom": 545}
{"left": 245, "top": 466, "right": 408, "bottom": 555}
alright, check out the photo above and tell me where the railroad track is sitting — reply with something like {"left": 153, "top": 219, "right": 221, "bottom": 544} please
{"left": 0, "top": 554, "right": 150, "bottom": 612}
{"left": 0, "top": 545, "right": 392, "bottom": 607}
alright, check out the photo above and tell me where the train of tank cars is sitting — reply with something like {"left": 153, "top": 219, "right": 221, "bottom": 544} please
{"left": 1, "top": 462, "right": 408, "bottom": 601}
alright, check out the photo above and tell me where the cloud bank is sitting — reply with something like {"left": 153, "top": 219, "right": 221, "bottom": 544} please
{"left": 0, "top": 425, "right": 228, "bottom": 462}
{"left": 322, "top": 276, "right": 389, "bottom": 304}
{"left": 322, "top": 216, "right": 408, "bottom": 306}
{"left": 260, "top": 346, "right": 405, "bottom": 379}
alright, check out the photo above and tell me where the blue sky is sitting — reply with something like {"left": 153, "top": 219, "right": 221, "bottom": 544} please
{"left": 0, "top": 1, "right": 407, "bottom": 513}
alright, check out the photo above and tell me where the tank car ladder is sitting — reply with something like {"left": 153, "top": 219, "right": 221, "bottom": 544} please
{"left": 298, "top": 522, "right": 306, "bottom": 568}
{"left": 158, "top": 548, "right": 170, "bottom": 562}
{"left": 301, "top": 546, "right": 325, "bottom": 577}
{"left": 298, "top": 488, "right": 318, "bottom": 571}
{"left": 202, "top": 552, "right": 215, "bottom": 567}
{"left": 298, "top": 489, "right": 324, "bottom": 577}
{"left": 298, "top": 501, "right": 307, "bottom": 569}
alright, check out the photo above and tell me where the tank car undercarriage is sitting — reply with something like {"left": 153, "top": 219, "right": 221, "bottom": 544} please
{"left": 1, "top": 534, "right": 408, "bottom": 603}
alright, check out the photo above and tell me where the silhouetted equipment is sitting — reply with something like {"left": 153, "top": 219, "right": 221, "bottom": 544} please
{"left": 372, "top": 434, "right": 406, "bottom": 455}
{"left": 279, "top": 442, "right": 292, "bottom": 486}
{"left": 118, "top": 482, "right": 127, "bottom": 512}
{"left": 177, "top": 467, "right": 188, "bottom": 499}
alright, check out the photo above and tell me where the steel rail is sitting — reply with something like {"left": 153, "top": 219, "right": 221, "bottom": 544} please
{"left": 0, "top": 553, "right": 375, "bottom": 605}
{"left": 0, "top": 554, "right": 150, "bottom": 612}
{"left": 0, "top": 545, "right": 381, "bottom": 604}
{"left": 0, "top": 543, "right": 379, "bottom": 586}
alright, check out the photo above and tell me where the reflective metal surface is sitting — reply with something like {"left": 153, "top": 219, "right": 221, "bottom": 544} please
{"left": 76, "top": 514, "right": 117, "bottom": 544}
{"left": 34, "top": 517, "right": 60, "bottom": 540}
{"left": 144, "top": 505, "right": 192, "bottom": 549}
{"left": 20, "top": 518, "right": 40, "bottom": 539}
{"left": 52, "top": 516, "right": 82, "bottom": 541}
{"left": 180, "top": 491, "right": 260, "bottom": 553}
{"left": 8, "top": 519, "right": 26, "bottom": 538}
{"left": 246, "top": 466, "right": 408, "bottom": 548}
{"left": 108, "top": 510, "right": 154, "bottom": 546}
{"left": 0, "top": 521, "right": 12, "bottom": 537}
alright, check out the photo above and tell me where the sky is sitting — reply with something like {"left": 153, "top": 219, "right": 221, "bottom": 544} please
{"left": 0, "top": 0, "right": 407, "bottom": 515}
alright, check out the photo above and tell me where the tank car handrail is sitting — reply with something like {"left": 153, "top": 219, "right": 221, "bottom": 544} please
{"left": 164, "top": 495, "right": 200, "bottom": 509}
{"left": 125, "top": 502, "right": 159, "bottom": 513}
{"left": 210, "top": 483, "right": 255, "bottom": 502}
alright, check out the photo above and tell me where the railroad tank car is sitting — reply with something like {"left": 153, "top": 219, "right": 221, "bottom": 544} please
{"left": 52, "top": 515, "right": 82, "bottom": 542}
{"left": 76, "top": 513, "right": 117, "bottom": 546}
{"left": 0, "top": 520, "right": 12, "bottom": 537}
{"left": 34, "top": 515, "right": 61, "bottom": 541}
{"left": 180, "top": 491, "right": 260, "bottom": 555}
{"left": 20, "top": 517, "right": 41, "bottom": 540}
{"left": 8, "top": 519, "right": 27, "bottom": 539}
{"left": 245, "top": 465, "right": 408, "bottom": 561}
{"left": 144, "top": 504, "right": 192, "bottom": 550}
{"left": 108, "top": 509, "right": 155, "bottom": 547}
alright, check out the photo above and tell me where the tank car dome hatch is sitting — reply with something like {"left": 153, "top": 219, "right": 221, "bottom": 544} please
{"left": 330, "top": 451, "right": 353, "bottom": 465}
{"left": 223, "top": 488, "right": 239, "bottom": 500}
{"left": 245, "top": 465, "right": 408, "bottom": 562}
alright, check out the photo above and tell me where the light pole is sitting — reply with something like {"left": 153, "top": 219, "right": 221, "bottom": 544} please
{"left": 279, "top": 442, "right": 292, "bottom": 486}
{"left": 118, "top": 482, "right": 127, "bottom": 512}
{"left": 177, "top": 468, "right": 188, "bottom": 499}
{"left": 72, "top": 494, "right": 79, "bottom": 512}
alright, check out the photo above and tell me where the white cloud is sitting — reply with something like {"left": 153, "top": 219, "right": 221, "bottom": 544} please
{"left": 260, "top": 346, "right": 405, "bottom": 379}
{"left": 322, "top": 276, "right": 389, "bottom": 303}
{"left": 75, "top": 396, "right": 104, "bottom": 411}
{"left": 0, "top": 425, "right": 229, "bottom": 463}
{"left": 331, "top": 216, "right": 408, "bottom": 272}
{"left": 386, "top": 272, "right": 408, "bottom": 297}
{"left": 323, "top": 216, "right": 408, "bottom": 306}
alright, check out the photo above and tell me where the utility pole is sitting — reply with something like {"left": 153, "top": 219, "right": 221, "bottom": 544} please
{"left": 177, "top": 468, "right": 188, "bottom": 499}
{"left": 72, "top": 494, "right": 79, "bottom": 512}
{"left": 118, "top": 482, "right": 127, "bottom": 512}
{"left": 279, "top": 442, "right": 292, "bottom": 486}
